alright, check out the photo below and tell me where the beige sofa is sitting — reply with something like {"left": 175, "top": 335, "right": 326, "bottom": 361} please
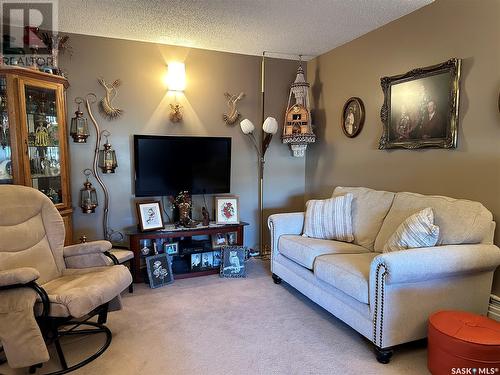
{"left": 268, "top": 186, "right": 500, "bottom": 363}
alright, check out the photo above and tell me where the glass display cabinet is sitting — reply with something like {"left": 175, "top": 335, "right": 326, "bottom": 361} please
{"left": 0, "top": 66, "right": 72, "bottom": 244}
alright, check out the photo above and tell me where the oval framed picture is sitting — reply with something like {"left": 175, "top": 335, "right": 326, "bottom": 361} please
{"left": 341, "top": 97, "right": 365, "bottom": 138}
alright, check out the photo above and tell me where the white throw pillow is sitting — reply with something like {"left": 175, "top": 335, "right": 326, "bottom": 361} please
{"left": 383, "top": 207, "right": 440, "bottom": 252}
{"left": 303, "top": 194, "right": 354, "bottom": 242}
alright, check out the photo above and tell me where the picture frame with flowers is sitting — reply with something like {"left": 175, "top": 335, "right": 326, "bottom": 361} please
{"left": 215, "top": 196, "right": 240, "bottom": 225}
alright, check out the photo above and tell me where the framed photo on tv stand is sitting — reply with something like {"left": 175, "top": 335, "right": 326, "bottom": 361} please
{"left": 136, "top": 200, "right": 165, "bottom": 232}
{"left": 215, "top": 196, "right": 240, "bottom": 225}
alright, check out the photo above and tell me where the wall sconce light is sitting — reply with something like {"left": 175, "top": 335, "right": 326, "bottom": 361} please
{"left": 70, "top": 97, "right": 90, "bottom": 143}
{"left": 166, "top": 62, "right": 185, "bottom": 123}
{"left": 98, "top": 130, "right": 118, "bottom": 173}
{"left": 80, "top": 169, "right": 98, "bottom": 213}
{"left": 166, "top": 62, "right": 186, "bottom": 92}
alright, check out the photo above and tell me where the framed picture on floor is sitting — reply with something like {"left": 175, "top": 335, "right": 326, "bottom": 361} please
{"left": 145, "top": 254, "right": 173, "bottom": 288}
{"left": 379, "top": 58, "right": 461, "bottom": 150}
{"left": 220, "top": 246, "right": 246, "bottom": 278}
{"left": 215, "top": 196, "right": 239, "bottom": 225}
{"left": 136, "top": 200, "right": 164, "bottom": 231}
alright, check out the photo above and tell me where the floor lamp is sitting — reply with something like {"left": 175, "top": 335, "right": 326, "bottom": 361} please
{"left": 239, "top": 52, "right": 277, "bottom": 258}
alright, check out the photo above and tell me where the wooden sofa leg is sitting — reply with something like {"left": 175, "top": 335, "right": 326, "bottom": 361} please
{"left": 272, "top": 274, "right": 282, "bottom": 284}
{"left": 374, "top": 346, "right": 393, "bottom": 364}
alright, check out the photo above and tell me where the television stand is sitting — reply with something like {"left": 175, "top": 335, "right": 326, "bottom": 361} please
{"left": 128, "top": 222, "right": 248, "bottom": 283}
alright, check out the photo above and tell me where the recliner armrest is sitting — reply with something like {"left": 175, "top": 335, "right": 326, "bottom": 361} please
{"left": 63, "top": 240, "right": 112, "bottom": 258}
{"left": 0, "top": 267, "right": 40, "bottom": 287}
{"left": 370, "top": 244, "right": 500, "bottom": 285}
{"left": 268, "top": 212, "right": 305, "bottom": 256}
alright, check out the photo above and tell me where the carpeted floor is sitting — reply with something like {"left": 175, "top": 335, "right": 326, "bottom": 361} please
{"left": 0, "top": 260, "right": 429, "bottom": 375}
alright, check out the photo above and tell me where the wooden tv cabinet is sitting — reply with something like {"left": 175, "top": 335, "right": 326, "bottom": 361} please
{"left": 128, "top": 222, "right": 248, "bottom": 283}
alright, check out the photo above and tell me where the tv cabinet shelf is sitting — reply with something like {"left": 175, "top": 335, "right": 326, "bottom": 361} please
{"left": 128, "top": 222, "right": 248, "bottom": 283}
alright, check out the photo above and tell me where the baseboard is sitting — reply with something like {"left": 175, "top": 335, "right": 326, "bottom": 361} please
{"left": 488, "top": 294, "right": 500, "bottom": 321}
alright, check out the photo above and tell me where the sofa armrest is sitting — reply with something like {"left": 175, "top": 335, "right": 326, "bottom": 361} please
{"left": 370, "top": 244, "right": 500, "bottom": 285}
{"left": 0, "top": 267, "right": 40, "bottom": 288}
{"left": 63, "top": 240, "right": 112, "bottom": 257}
{"left": 268, "top": 212, "right": 304, "bottom": 256}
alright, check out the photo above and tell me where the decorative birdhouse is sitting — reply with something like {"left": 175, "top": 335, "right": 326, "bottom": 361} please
{"left": 282, "top": 65, "right": 316, "bottom": 157}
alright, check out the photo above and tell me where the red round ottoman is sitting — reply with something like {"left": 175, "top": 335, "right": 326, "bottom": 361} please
{"left": 428, "top": 311, "right": 500, "bottom": 375}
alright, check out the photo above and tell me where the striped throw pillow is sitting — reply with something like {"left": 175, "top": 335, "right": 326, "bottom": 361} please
{"left": 383, "top": 207, "right": 440, "bottom": 252}
{"left": 303, "top": 194, "right": 354, "bottom": 242}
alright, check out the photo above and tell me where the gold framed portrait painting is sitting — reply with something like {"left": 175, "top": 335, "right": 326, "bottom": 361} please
{"left": 379, "top": 58, "right": 461, "bottom": 150}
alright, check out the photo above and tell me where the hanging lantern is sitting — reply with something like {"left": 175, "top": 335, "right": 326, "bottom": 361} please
{"left": 70, "top": 98, "right": 90, "bottom": 143}
{"left": 98, "top": 130, "right": 118, "bottom": 173}
{"left": 282, "top": 64, "right": 316, "bottom": 157}
{"left": 80, "top": 169, "right": 98, "bottom": 213}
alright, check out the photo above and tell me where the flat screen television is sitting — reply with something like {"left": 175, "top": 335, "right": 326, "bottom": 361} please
{"left": 134, "top": 135, "right": 231, "bottom": 197}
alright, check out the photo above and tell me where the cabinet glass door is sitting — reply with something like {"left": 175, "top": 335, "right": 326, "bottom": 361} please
{"left": 0, "top": 77, "right": 13, "bottom": 184}
{"left": 24, "top": 84, "right": 63, "bottom": 205}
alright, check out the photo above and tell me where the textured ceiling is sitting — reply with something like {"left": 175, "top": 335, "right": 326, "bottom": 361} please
{"left": 58, "top": 0, "right": 432, "bottom": 59}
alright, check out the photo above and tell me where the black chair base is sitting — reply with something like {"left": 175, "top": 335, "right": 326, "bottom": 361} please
{"left": 29, "top": 320, "right": 112, "bottom": 375}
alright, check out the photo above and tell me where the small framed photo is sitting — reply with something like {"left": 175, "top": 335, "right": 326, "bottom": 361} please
{"left": 211, "top": 232, "right": 228, "bottom": 249}
{"left": 191, "top": 253, "right": 202, "bottom": 271}
{"left": 212, "top": 250, "right": 222, "bottom": 267}
{"left": 215, "top": 196, "right": 239, "bottom": 225}
{"left": 220, "top": 246, "right": 246, "bottom": 278}
{"left": 136, "top": 200, "right": 164, "bottom": 232}
{"left": 226, "top": 231, "right": 238, "bottom": 245}
{"left": 201, "top": 252, "right": 214, "bottom": 269}
{"left": 145, "top": 254, "right": 174, "bottom": 288}
{"left": 342, "top": 97, "right": 365, "bottom": 138}
{"left": 164, "top": 242, "right": 179, "bottom": 255}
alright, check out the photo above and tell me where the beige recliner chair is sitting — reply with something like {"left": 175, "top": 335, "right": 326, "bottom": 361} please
{"left": 0, "top": 185, "right": 132, "bottom": 373}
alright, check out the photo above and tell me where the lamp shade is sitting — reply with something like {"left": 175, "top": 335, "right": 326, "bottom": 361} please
{"left": 166, "top": 62, "right": 186, "bottom": 91}
{"left": 240, "top": 119, "right": 255, "bottom": 134}
{"left": 262, "top": 117, "right": 278, "bottom": 134}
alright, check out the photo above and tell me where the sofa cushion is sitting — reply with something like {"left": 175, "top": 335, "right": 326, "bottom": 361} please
{"left": 374, "top": 192, "right": 494, "bottom": 252}
{"left": 314, "top": 253, "right": 379, "bottom": 304}
{"left": 303, "top": 194, "right": 354, "bottom": 242}
{"left": 333, "top": 186, "right": 395, "bottom": 251}
{"left": 278, "top": 235, "right": 369, "bottom": 270}
{"left": 383, "top": 207, "right": 440, "bottom": 252}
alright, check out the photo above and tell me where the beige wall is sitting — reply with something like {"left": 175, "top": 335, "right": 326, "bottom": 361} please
{"left": 306, "top": 0, "right": 500, "bottom": 294}
{"left": 60, "top": 34, "right": 305, "bottom": 250}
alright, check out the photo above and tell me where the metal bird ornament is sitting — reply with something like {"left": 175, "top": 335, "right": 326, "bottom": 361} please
{"left": 98, "top": 78, "right": 124, "bottom": 120}
{"left": 223, "top": 92, "right": 245, "bottom": 125}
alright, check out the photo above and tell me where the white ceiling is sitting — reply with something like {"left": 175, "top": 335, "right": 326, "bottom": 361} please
{"left": 58, "top": 0, "right": 432, "bottom": 60}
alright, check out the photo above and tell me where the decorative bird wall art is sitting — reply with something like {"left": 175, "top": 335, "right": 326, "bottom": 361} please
{"left": 223, "top": 92, "right": 245, "bottom": 125}
{"left": 98, "top": 78, "right": 124, "bottom": 120}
